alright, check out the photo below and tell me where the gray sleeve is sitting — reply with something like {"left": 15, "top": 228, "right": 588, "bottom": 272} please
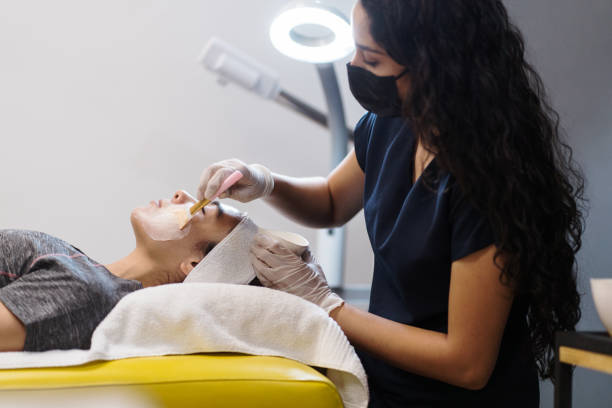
{"left": 0, "top": 267, "right": 110, "bottom": 351}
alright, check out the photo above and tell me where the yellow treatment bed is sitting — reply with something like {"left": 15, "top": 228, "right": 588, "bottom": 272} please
{"left": 0, "top": 354, "right": 343, "bottom": 407}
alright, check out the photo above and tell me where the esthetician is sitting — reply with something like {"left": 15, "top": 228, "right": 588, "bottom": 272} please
{"left": 197, "top": 1, "right": 585, "bottom": 406}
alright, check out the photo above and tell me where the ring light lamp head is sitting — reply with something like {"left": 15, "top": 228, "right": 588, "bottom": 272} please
{"left": 270, "top": 1, "right": 354, "bottom": 64}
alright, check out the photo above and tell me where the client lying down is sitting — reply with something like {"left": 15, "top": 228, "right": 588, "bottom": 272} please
{"left": 0, "top": 190, "right": 248, "bottom": 352}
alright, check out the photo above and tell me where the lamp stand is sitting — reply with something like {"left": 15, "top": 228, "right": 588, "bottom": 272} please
{"left": 314, "top": 63, "right": 349, "bottom": 289}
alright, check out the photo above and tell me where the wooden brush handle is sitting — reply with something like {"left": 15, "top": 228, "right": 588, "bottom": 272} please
{"left": 189, "top": 199, "right": 211, "bottom": 215}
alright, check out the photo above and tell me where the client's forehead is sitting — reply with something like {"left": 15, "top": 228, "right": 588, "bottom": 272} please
{"left": 199, "top": 202, "right": 244, "bottom": 241}
{"left": 217, "top": 202, "right": 245, "bottom": 219}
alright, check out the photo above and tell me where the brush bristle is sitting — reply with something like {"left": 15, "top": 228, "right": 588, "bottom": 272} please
{"left": 176, "top": 208, "right": 192, "bottom": 230}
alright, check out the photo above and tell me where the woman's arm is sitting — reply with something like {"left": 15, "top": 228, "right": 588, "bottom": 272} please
{"left": 264, "top": 148, "right": 365, "bottom": 228}
{"left": 330, "top": 244, "right": 513, "bottom": 390}
{"left": 0, "top": 301, "right": 25, "bottom": 351}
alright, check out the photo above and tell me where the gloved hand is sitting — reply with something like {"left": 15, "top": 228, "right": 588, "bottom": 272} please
{"left": 198, "top": 159, "right": 274, "bottom": 203}
{"left": 249, "top": 232, "right": 344, "bottom": 315}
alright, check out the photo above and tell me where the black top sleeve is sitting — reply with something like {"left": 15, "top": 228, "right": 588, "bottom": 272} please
{"left": 449, "top": 183, "right": 496, "bottom": 262}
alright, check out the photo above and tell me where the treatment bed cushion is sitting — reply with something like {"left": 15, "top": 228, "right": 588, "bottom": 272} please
{"left": 0, "top": 354, "right": 343, "bottom": 408}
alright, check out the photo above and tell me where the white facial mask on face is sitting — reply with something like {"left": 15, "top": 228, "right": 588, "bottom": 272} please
{"left": 184, "top": 216, "right": 258, "bottom": 285}
{"left": 136, "top": 203, "right": 192, "bottom": 241}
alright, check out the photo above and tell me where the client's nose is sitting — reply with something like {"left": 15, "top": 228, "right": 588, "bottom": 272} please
{"left": 172, "top": 190, "right": 191, "bottom": 204}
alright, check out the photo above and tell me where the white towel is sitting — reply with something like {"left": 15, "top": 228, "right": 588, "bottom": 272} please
{"left": 184, "top": 216, "right": 258, "bottom": 284}
{"left": 0, "top": 284, "right": 369, "bottom": 408}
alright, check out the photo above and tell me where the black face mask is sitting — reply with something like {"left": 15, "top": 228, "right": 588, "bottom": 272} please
{"left": 347, "top": 62, "right": 409, "bottom": 117}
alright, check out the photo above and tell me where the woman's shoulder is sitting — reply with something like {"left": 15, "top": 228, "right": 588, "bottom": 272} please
{"left": 1, "top": 229, "right": 63, "bottom": 243}
{"left": 0, "top": 229, "right": 81, "bottom": 256}
{"left": 354, "top": 113, "right": 414, "bottom": 170}
{"left": 355, "top": 112, "right": 410, "bottom": 136}
{"left": 0, "top": 229, "right": 50, "bottom": 245}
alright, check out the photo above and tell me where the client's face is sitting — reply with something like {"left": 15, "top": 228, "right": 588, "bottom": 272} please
{"left": 130, "top": 190, "right": 243, "bottom": 281}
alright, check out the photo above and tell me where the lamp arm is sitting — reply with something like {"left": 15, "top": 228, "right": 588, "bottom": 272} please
{"left": 275, "top": 90, "right": 354, "bottom": 141}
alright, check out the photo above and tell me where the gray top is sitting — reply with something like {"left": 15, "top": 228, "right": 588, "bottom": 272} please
{"left": 0, "top": 230, "right": 142, "bottom": 351}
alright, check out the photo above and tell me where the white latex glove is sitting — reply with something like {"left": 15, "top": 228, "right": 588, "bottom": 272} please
{"left": 198, "top": 159, "right": 274, "bottom": 203}
{"left": 249, "top": 232, "right": 344, "bottom": 315}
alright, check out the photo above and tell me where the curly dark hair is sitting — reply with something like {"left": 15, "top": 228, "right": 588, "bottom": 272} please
{"left": 360, "top": 0, "right": 586, "bottom": 380}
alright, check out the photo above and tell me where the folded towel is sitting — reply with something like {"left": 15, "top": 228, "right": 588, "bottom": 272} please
{"left": 0, "top": 283, "right": 369, "bottom": 408}
{"left": 184, "top": 216, "right": 258, "bottom": 284}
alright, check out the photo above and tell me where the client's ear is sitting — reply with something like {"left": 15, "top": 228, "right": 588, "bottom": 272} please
{"left": 179, "top": 254, "right": 205, "bottom": 276}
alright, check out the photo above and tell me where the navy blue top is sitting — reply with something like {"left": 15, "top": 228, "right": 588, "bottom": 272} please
{"left": 353, "top": 113, "right": 539, "bottom": 407}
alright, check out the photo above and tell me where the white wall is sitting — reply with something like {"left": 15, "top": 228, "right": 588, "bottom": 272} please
{"left": 0, "top": 0, "right": 374, "bottom": 286}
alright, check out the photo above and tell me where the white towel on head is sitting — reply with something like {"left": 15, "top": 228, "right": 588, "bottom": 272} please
{"left": 184, "top": 215, "right": 258, "bottom": 285}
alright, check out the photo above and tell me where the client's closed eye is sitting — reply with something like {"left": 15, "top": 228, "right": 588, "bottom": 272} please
{"left": 205, "top": 242, "right": 216, "bottom": 255}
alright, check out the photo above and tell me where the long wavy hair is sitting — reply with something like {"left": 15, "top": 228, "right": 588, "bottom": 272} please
{"left": 360, "top": 0, "right": 586, "bottom": 380}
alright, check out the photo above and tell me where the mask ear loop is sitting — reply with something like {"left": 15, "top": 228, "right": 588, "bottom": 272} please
{"left": 395, "top": 67, "right": 410, "bottom": 79}
{"left": 393, "top": 67, "right": 410, "bottom": 116}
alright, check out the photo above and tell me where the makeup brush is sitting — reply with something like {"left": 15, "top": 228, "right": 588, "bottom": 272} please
{"left": 178, "top": 170, "right": 243, "bottom": 230}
